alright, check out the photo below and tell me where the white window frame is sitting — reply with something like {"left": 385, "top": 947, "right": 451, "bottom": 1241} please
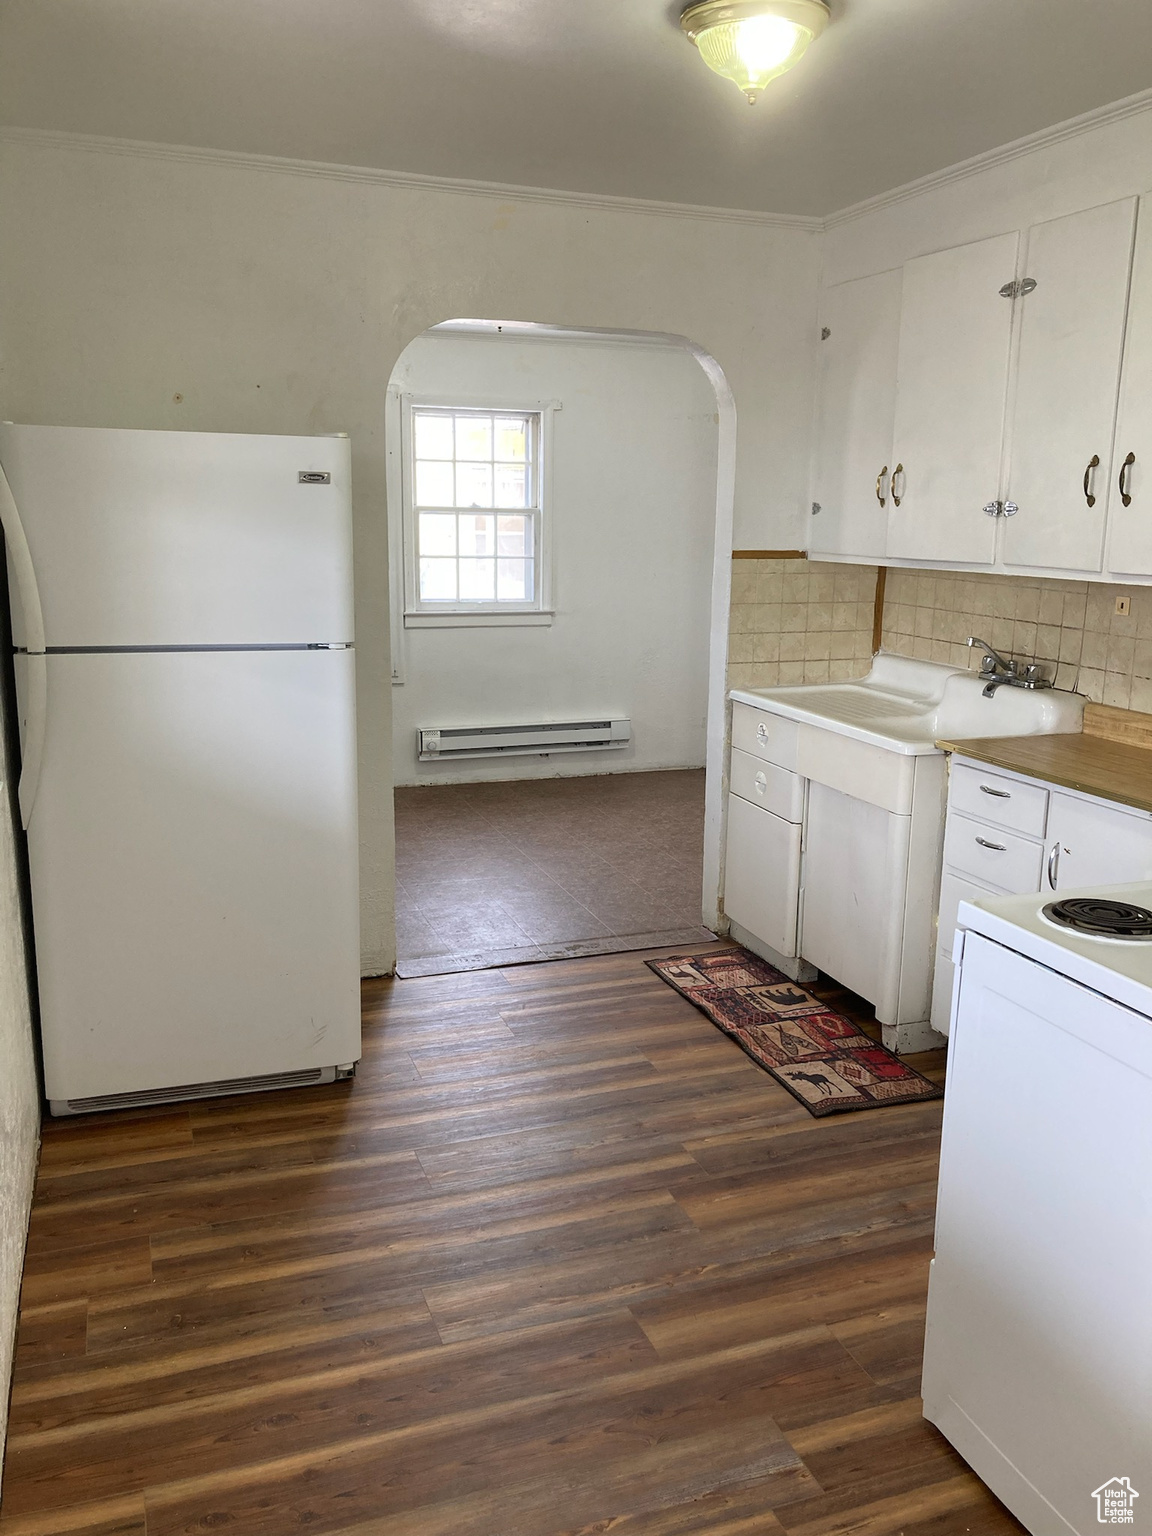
{"left": 399, "top": 394, "right": 556, "bottom": 629}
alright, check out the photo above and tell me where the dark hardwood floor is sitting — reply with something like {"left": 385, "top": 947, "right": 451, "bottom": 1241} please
{"left": 0, "top": 946, "right": 1023, "bottom": 1536}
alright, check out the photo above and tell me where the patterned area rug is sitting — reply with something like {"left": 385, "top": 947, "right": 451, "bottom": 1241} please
{"left": 646, "top": 947, "right": 944, "bottom": 1117}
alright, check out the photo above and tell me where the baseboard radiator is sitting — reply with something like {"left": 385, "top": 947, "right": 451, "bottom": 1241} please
{"left": 418, "top": 718, "right": 631, "bottom": 762}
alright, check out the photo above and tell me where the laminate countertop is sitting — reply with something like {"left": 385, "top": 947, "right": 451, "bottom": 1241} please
{"left": 936, "top": 730, "right": 1152, "bottom": 816}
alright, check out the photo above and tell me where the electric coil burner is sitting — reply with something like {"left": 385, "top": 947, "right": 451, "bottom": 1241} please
{"left": 1040, "top": 896, "right": 1152, "bottom": 940}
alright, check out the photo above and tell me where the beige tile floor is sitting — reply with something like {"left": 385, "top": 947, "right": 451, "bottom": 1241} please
{"left": 394, "top": 769, "right": 712, "bottom": 976}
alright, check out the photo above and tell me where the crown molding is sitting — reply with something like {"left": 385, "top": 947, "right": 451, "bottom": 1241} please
{"left": 0, "top": 125, "right": 823, "bottom": 232}
{"left": 4, "top": 85, "right": 1152, "bottom": 239}
{"left": 826, "top": 86, "right": 1152, "bottom": 229}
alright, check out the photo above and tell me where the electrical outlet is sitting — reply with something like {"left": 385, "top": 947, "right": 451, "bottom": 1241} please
{"left": 1116, "top": 595, "right": 1131, "bottom": 617}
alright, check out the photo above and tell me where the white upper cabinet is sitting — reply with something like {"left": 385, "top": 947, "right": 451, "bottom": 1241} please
{"left": 809, "top": 269, "right": 901, "bottom": 560}
{"left": 885, "top": 232, "right": 1019, "bottom": 566}
{"left": 1002, "top": 199, "right": 1136, "bottom": 573}
{"left": 1107, "top": 201, "right": 1152, "bottom": 576}
{"left": 810, "top": 194, "right": 1152, "bottom": 580}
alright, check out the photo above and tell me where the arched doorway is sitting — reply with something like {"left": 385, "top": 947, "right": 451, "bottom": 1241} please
{"left": 384, "top": 319, "right": 735, "bottom": 975}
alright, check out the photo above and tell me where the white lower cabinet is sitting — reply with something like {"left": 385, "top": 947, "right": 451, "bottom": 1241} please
{"left": 1049, "top": 789, "right": 1152, "bottom": 888}
{"left": 722, "top": 700, "right": 948, "bottom": 1051}
{"left": 799, "top": 783, "right": 907, "bottom": 1019}
{"left": 723, "top": 792, "right": 803, "bottom": 960}
{"left": 932, "top": 757, "right": 1152, "bottom": 1032}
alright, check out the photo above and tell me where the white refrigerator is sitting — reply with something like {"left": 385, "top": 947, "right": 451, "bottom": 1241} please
{"left": 0, "top": 424, "right": 362, "bottom": 1115}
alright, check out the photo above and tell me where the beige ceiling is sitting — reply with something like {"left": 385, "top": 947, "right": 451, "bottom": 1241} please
{"left": 3, "top": 0, "right": 1152, "bottom": 217}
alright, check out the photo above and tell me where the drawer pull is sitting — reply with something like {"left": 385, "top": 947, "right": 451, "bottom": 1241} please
{"left": 978, "top": 784, "right": 1011, "bottom": 798}
{"left": 756, "top": 722, "right": 769, "bottom": 741}
{"left": 975, "top": 837, "right": 1006, "bottom": 851}
{"left": 754, "top": 771, "right": 767, "bottom": 797}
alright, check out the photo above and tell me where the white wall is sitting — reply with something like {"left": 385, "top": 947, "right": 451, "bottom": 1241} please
{"left": 0, "top": 131, "right": 822, "bottom": 970}
{"left": 389, "top": 332, "right": 718, "bottom": 785}
{"left": 0, "top": 681, "right": 38, "bottom": 1503}
{"left": 825, "top": 99, "right": 1152, "bottom": 284}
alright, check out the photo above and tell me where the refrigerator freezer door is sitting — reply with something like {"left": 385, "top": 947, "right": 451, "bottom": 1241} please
{"left": 24, "top": 649, "right": 361, "bottom": 1102}
{"left": 0, "top": 425, "right": 353, "bottom": 648}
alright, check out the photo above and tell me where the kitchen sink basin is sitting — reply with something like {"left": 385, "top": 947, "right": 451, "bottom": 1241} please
{"left": 730, "top": 653, "right": 1084, "bottom": 755}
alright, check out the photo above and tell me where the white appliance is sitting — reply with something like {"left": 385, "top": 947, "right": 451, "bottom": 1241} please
{"left": 0, "top": 424, "right": 362, "bottom": 1115}
{"left": 923, "top": 883, "right": 1152, "bottom": 1536}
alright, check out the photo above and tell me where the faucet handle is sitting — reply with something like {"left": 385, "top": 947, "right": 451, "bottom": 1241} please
{"left": 1021, "top": 662, "right": 1052, "bottom": 688}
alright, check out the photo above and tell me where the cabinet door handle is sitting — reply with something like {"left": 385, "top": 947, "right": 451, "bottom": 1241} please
{"left": 891, "top": 463, "right": 904, "bottom": 508}
{"left": 1083, "top": 454, "right": 1100, "bottom": 508}
{"left": 976, "top": 837, "right": 1006, "bottom": 851}
{"left": 875, "top": 466, "right": 888, "bottom": 509}
{"left": 979, "top": 784, "right": 1011, "bottom": 798}
{"left": 1120, "top": 451, "right": 1136, "bottom": 508}
{"left": 1047, "top": 840, "right": 1061, "bottom": 889}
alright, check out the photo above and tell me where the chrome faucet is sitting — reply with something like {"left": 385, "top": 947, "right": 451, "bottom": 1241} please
{"left": 966, "top": 635, "right": 1052, "bottom": 697}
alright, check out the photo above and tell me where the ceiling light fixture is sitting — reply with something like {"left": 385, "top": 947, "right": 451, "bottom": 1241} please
{"left": 680, "top": 0, "right": 830, "bottom": 104}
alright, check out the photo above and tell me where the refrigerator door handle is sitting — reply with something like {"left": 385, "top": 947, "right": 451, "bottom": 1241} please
{"left": 0, "top": 461, "right": 49, "bottom": 826}
{"left": 0, "top": 460, "right": 47, "bottom": 654}
{"left": 18, "top": 652, "right": 46, "bottom": 828}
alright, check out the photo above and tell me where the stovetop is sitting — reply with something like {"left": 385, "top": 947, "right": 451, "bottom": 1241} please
{"left": 1041, "top": 897, "right": 1152, "bottom": 941}
{"left": 957, "top": 882, "right": 1152, "bottom": 1017}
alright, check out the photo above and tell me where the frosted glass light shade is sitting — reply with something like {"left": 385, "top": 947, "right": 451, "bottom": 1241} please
{"left": 681, "top": 0, "right": 830, "bottom": 103}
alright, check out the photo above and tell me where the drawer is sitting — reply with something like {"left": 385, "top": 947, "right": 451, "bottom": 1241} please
{"left": 943, "top": 811, "right": 1044, "bottom": 893}
{"left": 731, "top": 703, "right": 799, "bottom": 771}
{"left": 729, "top": 747, "right": 804, "bottom": 823}
{"left": 950, "top": 761, "right": 1048, "bottom": 837}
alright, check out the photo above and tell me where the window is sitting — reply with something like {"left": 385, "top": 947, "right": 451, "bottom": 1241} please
{"left": 402, "top": 403, "right": 550, "bottom": 626}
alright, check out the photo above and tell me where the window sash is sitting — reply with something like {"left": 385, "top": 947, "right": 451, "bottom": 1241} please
{"left": 405, "top": 404, "right": 546, "bottom": 614}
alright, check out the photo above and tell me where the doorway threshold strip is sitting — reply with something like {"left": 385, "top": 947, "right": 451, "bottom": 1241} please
{"left": 647, "top": 946, "right": 943, "bottom": 1116}
{"left": 395, "top": 926, "right": 715, "bottom": 979}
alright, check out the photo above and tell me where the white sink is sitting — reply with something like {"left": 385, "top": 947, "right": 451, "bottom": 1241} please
{"left": 730, "top": 653, "right": 1084, "bottom": 756}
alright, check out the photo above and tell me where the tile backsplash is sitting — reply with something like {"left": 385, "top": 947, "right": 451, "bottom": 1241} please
{"left": 727, "top": 559, "right": 879, "bottom": 690}
{"left": 880, "top": 569, "right": 1152, "bottom": 711}
{"left": 727, "top": 557, "right": 1152, "bottom": 713}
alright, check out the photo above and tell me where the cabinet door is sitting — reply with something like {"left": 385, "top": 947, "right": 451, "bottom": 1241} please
{"left": 723, "top": 792, "right": 802, "bottom": 958}
{"left": 886, "top": 232, "right": 1019, "bottom": 565}
{"left": 1048, "top": 791, "right": 1152, "bottom": 890}
{"left": 1002, "top": 199, "right": 1136, "bottom": 573}
{"left": 1107, "top": 196, "right": 1152, "bottom": 575}
{"left": 809, "top": 269, "right": 901, "bottom": 559}
{"left": 800, "top": 782, "right": 907, "bottom": 1013}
